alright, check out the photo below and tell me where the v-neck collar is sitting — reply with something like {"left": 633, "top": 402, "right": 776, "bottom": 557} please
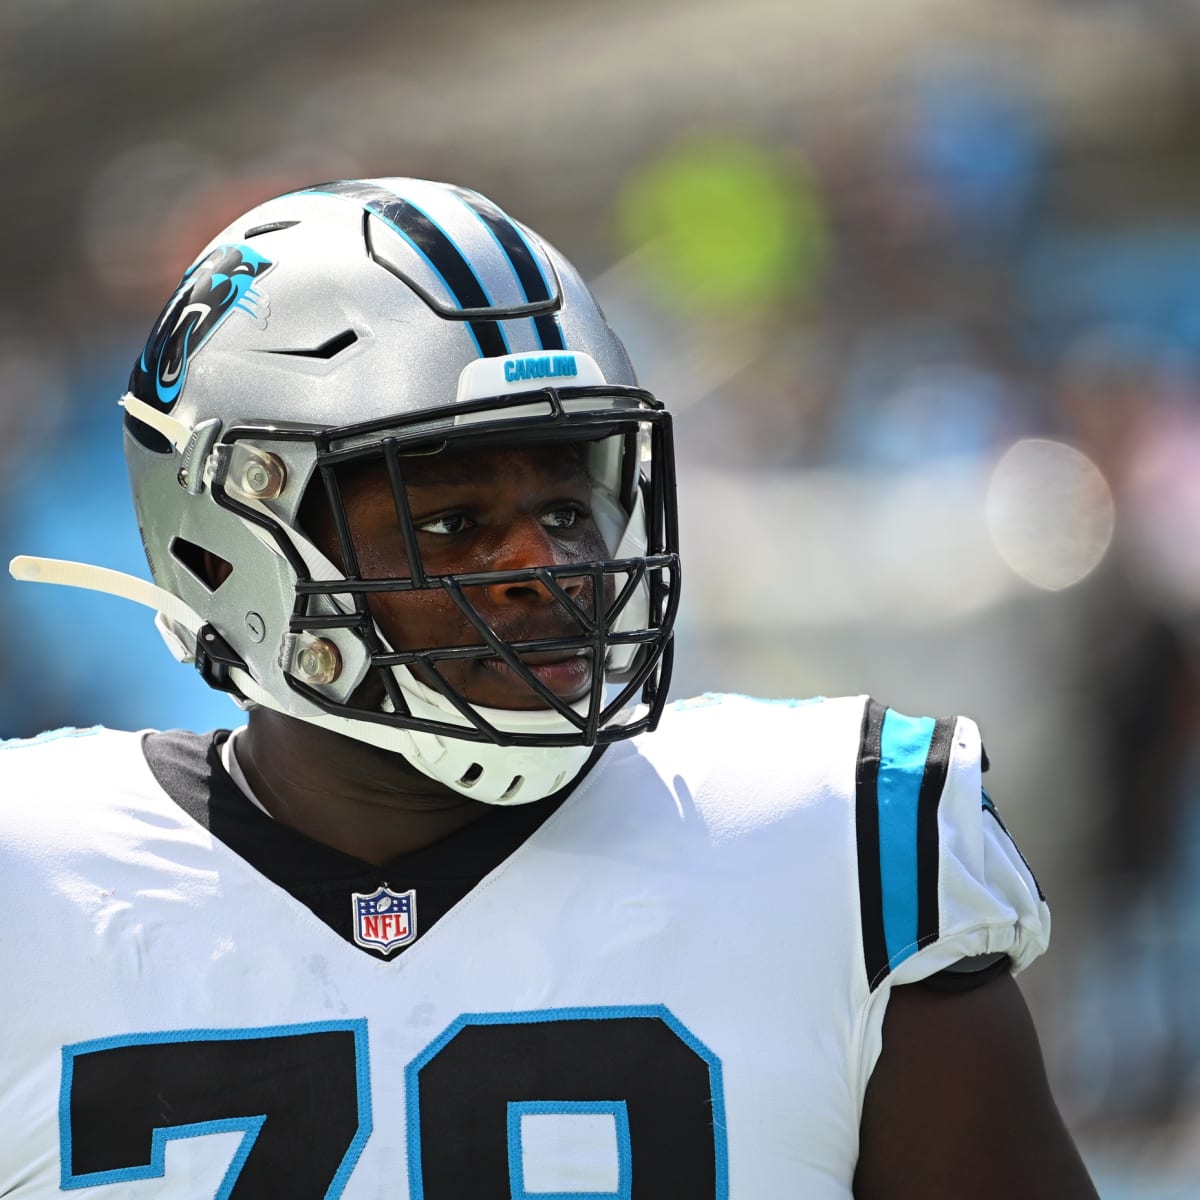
{"left": 141, "top": 728, "right": 599, "bottom": 960}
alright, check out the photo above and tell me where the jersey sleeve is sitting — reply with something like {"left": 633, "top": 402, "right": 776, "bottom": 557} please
{"left": 853, "top": 699, "right": 1050, "bottom": 994}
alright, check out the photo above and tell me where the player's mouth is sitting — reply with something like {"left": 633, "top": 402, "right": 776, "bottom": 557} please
{"left": 479, "top": 649, "right": 593, "bottom": 703}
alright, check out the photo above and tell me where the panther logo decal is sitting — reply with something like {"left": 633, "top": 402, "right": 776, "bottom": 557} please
{"left": 130, "top": 243, "right": 274, "bottom": 411}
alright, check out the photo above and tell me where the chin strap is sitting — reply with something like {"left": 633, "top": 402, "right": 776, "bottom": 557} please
{"left": 118, "top": 393, "right": 192, "bottom": 452}
{"left": 6, "top": 553, "right": 429, "bottom": 758}
{"left": 9, "top": 555, "right": 206, "bottom": 641}
{"left": 8, "top": 551, "right": 248, "bottom": 696}
{"left": 9, "top": 553, "right": 238, "bottom": 701}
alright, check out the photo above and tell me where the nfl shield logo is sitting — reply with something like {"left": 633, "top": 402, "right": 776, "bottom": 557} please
{"left": 352, "top": 884, "right": 417, "bottom": 954}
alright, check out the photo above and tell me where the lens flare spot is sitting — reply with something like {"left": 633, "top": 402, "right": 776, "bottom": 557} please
{"left": 986, "top": 438, "right": 1115, "bottom": 591}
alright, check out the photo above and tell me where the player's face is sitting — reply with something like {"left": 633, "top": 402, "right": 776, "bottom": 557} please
{"left": 314, "top": 442, "right": 609, "bottom": 711}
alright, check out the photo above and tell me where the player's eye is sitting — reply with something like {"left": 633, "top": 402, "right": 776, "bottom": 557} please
{"left": 415, "top": 512, "right": 474, "bottom": 536}
{"left": 540, "top": 506, "right": 583, "bottom": 530}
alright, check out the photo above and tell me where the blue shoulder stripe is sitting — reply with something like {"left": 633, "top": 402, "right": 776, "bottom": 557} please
{"left": 856, "top": 701, "right": 957, "bottom": 989}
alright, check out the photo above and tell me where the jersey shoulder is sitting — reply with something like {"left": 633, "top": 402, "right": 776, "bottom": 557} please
{"left": 0, "top": 726, "right": 165, "bottom": 852}
{"left": 851, "top": 697, "right": 1050, "bottom": 990}
{"left": 648, "top": 693, "right": 1050, "bottom": 990}
{"left": 0, "top": 726, "right": 146, "bottom": 787}
{"left": 653, "top": 691, "right": 864, "bottom": 763}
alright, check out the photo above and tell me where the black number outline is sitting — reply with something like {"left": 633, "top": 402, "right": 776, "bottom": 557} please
{"left": 404, "top": 1004, "right": 729, "bottom": 1199}
{"left": 59, "top": 1020, "right": 371, "bottom": 1198}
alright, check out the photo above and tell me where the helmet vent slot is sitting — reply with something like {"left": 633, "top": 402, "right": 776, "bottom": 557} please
{"left": 244, "top": 220, "right": 300, "bottom": 239}
{"left": 457, "top": 763, "right": 484, "bottom": 788}
{"left": 170, "top": 537, "right": 232, "bottom": 593}
{"left": 266, "top": 329, "right": 359, "bottom": 360}
{"left": 500, "top": 776, "right": 524, "bottom": 802}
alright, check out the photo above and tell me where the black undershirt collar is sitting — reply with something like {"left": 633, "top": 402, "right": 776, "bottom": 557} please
{"left": 141, "top": 729, "right": 581, "bottom": 960}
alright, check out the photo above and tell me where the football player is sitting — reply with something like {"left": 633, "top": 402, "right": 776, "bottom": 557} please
{"left": 2, "top": 178, "right": 1097, "bottom": 1197}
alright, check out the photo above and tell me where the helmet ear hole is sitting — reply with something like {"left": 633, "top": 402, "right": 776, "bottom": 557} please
{"left": 170, "top": 537, "right": 232, "bottom": 593}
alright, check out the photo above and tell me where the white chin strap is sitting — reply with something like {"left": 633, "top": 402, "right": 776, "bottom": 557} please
{"left": 380, "top": 667, "right": 596, "bottom": 805}
{"left": 242, "top": 668, "right": 596, "bottom": 806}
{"left": 8, "top": 555, "right": 597, "bottom": 806}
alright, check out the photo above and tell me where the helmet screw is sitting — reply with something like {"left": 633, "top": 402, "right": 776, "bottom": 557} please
{"left": 245, "top": 612, "right": 266, "bottom": 643}
{"left": 295, "top": 638, "right": 341, "bottom": 685}
{"left": 240, "top": 453, "right": 286, "bottom": 499}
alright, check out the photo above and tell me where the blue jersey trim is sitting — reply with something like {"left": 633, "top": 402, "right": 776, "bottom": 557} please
{"left": 0, "top": 726, "right": 104, "bottom": 750}
{"left": 877, "top": 710, "right": 937, "bottom": 971}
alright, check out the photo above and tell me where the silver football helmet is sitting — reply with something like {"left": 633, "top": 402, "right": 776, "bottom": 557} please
{"left": 11, "top": 179, "right": 679, "bottom": 804}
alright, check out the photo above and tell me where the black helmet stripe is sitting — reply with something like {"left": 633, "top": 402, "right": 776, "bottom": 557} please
{"left": 301, "top": 181, "right": 509, "bottom": 358}
{"left": 455, "top": 189, "right": 566, "bottom": 352}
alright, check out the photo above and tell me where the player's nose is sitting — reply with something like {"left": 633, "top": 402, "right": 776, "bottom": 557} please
{"left": 484, "top": 518, "right": 586, "bottom": 608}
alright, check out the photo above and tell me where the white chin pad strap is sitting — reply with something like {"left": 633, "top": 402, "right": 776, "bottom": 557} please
{"left": 381, "top": 667, "right": 595, "bottom": 805}
{"left": 220, "top": 659, "right": 594, "bottom": 806}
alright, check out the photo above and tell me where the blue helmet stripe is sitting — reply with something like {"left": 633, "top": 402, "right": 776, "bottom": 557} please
{"left": 300, "top": 181, "right": 508, "bottom": 358}
{"left": 455, "top": 189, "right": 566, "bottom": 352}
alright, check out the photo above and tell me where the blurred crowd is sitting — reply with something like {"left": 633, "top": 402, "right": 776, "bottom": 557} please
{"left": 3, "top": 1, "right": 1200, "bottom": 1192}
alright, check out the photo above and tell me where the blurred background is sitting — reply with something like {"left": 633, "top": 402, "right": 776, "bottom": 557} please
{"left": 3, "top": 0, "right": 1200, "bottom": 1191}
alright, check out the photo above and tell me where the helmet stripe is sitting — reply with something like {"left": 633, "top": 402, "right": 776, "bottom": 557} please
{"left": 301, "top": 181, "right": 509, "bottom": 358}
{"left": 455, "top": 189, "right": 566, "bottom": 352}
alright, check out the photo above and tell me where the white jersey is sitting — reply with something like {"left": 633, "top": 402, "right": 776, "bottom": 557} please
{"left": 0, "top": 694, "right": 1048, "bottom": 1198}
